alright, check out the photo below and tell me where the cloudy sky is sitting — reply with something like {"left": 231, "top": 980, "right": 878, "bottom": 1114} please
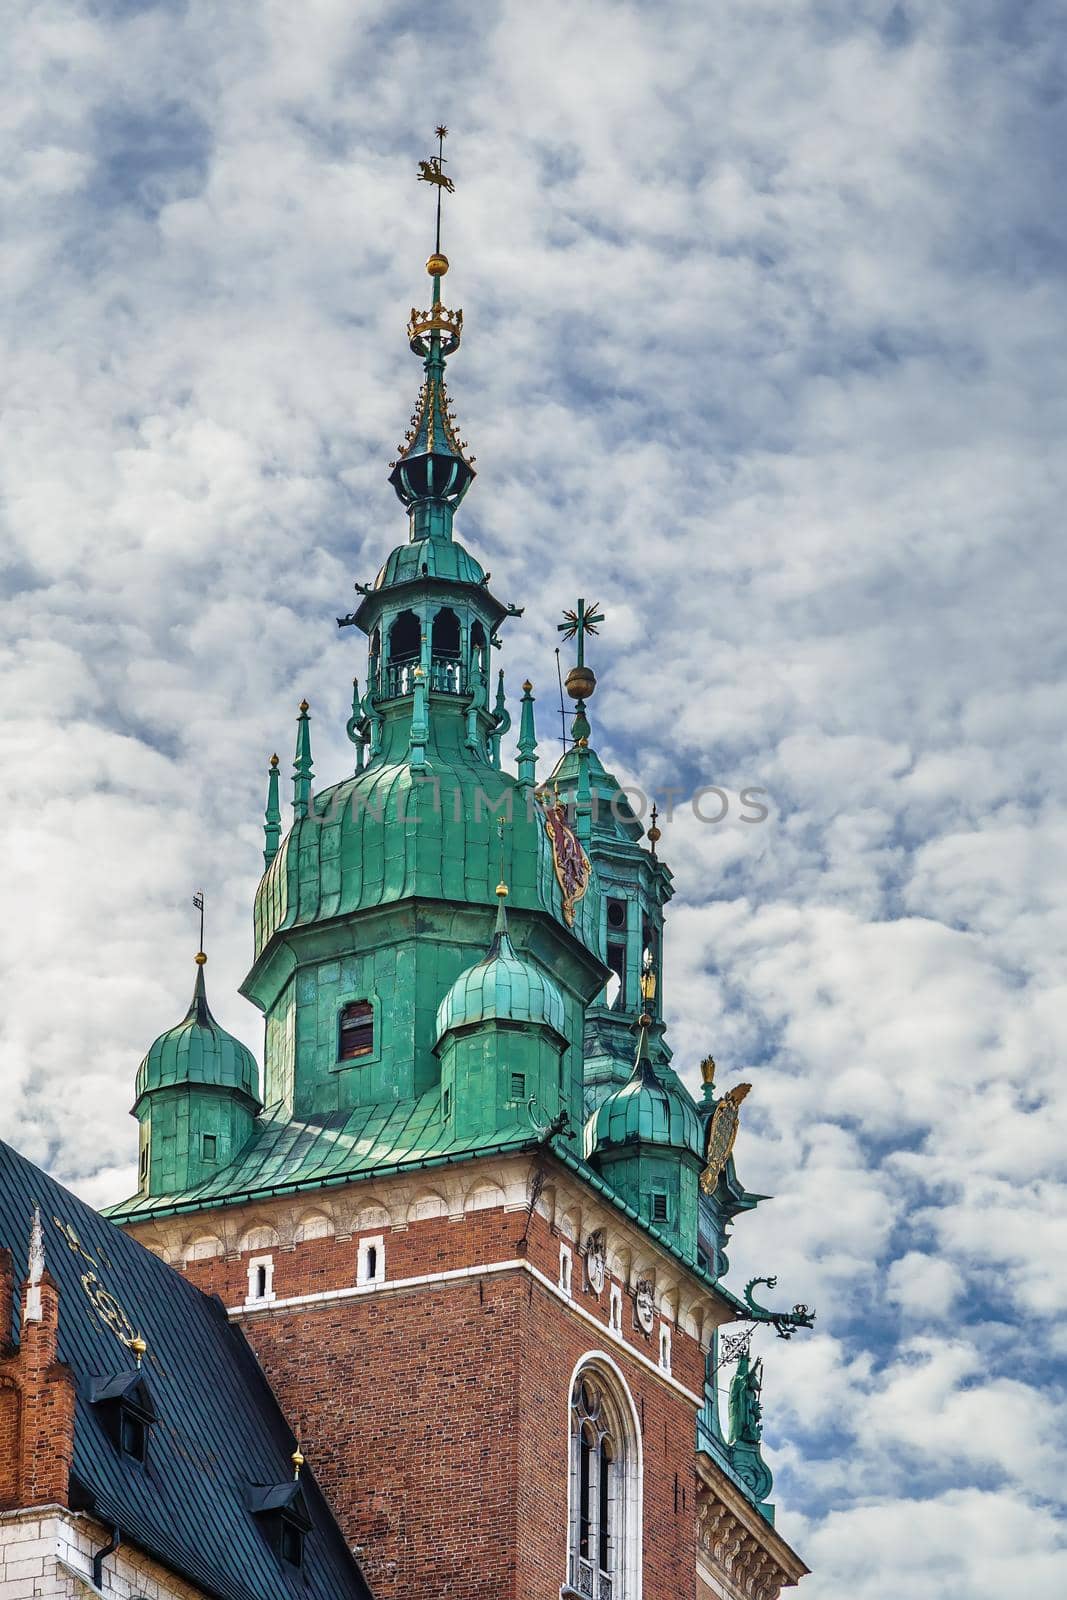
{"left": 2, "top": 0, "right": 1065, "bottom": 1594}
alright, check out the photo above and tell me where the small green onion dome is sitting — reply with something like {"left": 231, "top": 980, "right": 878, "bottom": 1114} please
{"left": 435, "top": 889, "right": 567, "bottom": 1045}
{"left": 585, "top": 1022, "right": 704, "bottom": 1161}
{"left": 134, "top": 955, "right": 261, "bottom": 1110}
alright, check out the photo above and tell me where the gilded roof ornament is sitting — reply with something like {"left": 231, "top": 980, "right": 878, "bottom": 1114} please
{"left": 389, "top": 129, "right": 475, "bottom": 513}
{"left": 700, "top": 1082, "right": 751, "bottom": 1194}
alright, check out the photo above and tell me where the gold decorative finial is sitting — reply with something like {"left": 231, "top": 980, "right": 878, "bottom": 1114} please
{"left": 291, "top": 1445, "right": 304, "bottom": 1479}
{"left": 427, "top": 253, "right": 449, "bottom": 277}
{"left": 647, "top": 802, "right": 661, "bottom": 854}
{"left": 639, "top": 967, "right": 657, "bottom": 1004}
{"left": 130, "top": 1334, "right": 147, "bottom": 1367}
{"left": 638, "top": 1012, "right": 653, "bottom": 1029}
{"left": 558, "top": 599, "right": 605, "bottom": 703}
{"left": 522, "top": 679, "right": 533, "bottom": 693}
{"left": 195, "top": 952, "right": 207, "bottom": 966}
{"left": 699, "top": 1055, "right": 716, "bottom": 1086}
{"left": 270, "top": 753, "right": 279, "bottom": 769}
{"left": 496, "top": 882, "right": 508, "bottom": 898}
{"left": 299, "top": 699, "right": 309, "bottom": 713}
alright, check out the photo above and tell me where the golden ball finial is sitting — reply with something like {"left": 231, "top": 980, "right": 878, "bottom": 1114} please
{"left": 426, "top": 253, "right": 449, "bottom": 277}
{"left": 291, "top": 1445, "right": 305, "bottom": 1478}
{"left": 522, "top": 680, "right": 533, "bottom": 694}
{"left": 496, "top": 882, "right": 509, "bottom": 898}
{"left": 195, "top": 952, "right": 207, "bottom": 966}
{"left": 269, "top": 753, "right": 279, "bottom": 769}
{"left": 130, "top": 1334, "right": 147, "bottom": 1366}
{"left": 299, "top": 699, "right": 309, "bottom": 713}
{"left": 638, "top": 1012, "right": 653, "bottom": 1029}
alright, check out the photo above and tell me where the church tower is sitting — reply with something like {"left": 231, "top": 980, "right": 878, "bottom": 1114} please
{"left": 111, "top": 133, "right": 812, "bottom": 1600}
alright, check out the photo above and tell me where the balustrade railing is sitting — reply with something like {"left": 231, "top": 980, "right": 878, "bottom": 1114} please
{"left": 384, "top": 655, "right": 467, "bottom": 698}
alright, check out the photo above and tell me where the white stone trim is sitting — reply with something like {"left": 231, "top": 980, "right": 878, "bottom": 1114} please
{"left": 357, "top": 1233, "right": 385, "bottom": 1286}
{"left": 126, "top": 1153, "right": 734, "bottom": 1351}
{"left": 565, "top": 1350, "right": 643, "bottom": 1600}
{"left": 659, "top": 1322, "right": 672, "bottom": 1372}
{"left": 609, "top": 1282, "right": 623, "bottom": 1333}
{"left": 228, "top": 1257, "right": 704, "bottom": 1407}
{"left": 244, "top": 1252, "right": 275, "bottom": 1306}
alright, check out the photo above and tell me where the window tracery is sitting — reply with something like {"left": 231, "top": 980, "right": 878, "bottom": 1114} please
{"left": 567, "top": 1364, "right": 640, "bottom": 1599}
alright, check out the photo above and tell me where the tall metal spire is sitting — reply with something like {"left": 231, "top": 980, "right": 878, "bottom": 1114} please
{"left": 293, "top": 700, "right": 313, "bottom": 819}
{"left": 517, "top": 680, "right": 538, "bottom": 786}
{"left": 263, "top": 754, "right": 281, "bottom": 866}
{"left": 389, "top": 129, "right": 475, "bottom": 534}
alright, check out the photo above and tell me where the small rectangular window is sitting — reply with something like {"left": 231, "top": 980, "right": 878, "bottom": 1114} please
{"left": 651, "top": 1192, "right": 669, "bottom": 1224}
{"left": 510, "top": 1072, "right": 526, "bottom": 1101}
{"left": 442, "top": 1087, "right": 451, "bottom": 1120}
{"left": 139, "top": 1144, "right": 149, "bottom": 1184}
{"left": 120, "top": 1411, "right": 147, "bottom": 1462}
{"left": 279, "top": 1519, "right": 304, "bottom": 1568}
{"left": 202, "top": 1134, "right": 217, "bottom": 1161}
{"left": 338, "top": 1000, "right": 374, "bottom": 1061}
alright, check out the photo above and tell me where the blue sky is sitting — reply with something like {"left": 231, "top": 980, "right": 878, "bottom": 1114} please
{"left": 1, "top": 2, "right": 1065, "bottom": 1595}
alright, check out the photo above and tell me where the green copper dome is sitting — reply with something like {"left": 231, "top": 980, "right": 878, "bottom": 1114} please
{"left": 435, "top": 892, "right": 568, "bottom": 1044}
{"left": 135, "top": 957, "right": 261, "bottom": 1110}
{"left": 585, "top": 1028, "right": 703, "bottom": 1161}
{"left": 373, "top": 535, "right": 485, "bottom": 591}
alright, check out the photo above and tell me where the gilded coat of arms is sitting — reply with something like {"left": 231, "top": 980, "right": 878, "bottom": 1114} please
{"left": 699, "top": 1082, "right": 752, "bottom": 1194}
{"left": 541, "top": 792, "right": 591, "bottom": 927}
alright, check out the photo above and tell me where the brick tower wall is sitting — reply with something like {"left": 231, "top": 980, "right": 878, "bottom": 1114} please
{"left": 172, "top": 1195, "right": 705, "bottom": 1600}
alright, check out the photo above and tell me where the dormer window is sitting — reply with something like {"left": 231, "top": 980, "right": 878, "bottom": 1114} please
{"left": 247, "top": 1482, "right": 312, "bottom": 1570}
{"left": 338, "top": 1001, "right": 374, "bottom": 1062}
{"left": 90, "top": 1371, "right": 157, "bottom": 1465}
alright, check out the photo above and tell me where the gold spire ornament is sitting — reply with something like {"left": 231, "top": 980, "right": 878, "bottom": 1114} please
{"left": 699, "top": 1082, "right": 752, "bottom": 1194}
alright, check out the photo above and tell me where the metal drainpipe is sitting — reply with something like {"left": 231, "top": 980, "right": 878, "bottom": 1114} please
{"left": 92, "top": 1524, "right": 121, "bottom": 1589}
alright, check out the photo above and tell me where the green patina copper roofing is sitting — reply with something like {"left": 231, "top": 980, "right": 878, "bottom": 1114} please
{"left": 135, "top": 956, "right": 261, "bottom": 1111}
{"left": 435, "top": 888, "right": 567, "bottom": 1044}
{"left": 104, "top": 1096, "right": 744, "bottom": 1317}
{"left": 372, "top": 534, "right": 486, "bottom": 591}
{"left": 250, "top": 711, "right": 603, "bottom": 970}
{"left": 584, "top": 1021, "right": 703, "bottom": 1161}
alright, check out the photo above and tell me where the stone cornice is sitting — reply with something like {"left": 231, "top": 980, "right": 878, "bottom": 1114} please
{"left": 123, "top": 1151, "right": 738, "bottom": 1350}
{"left": 696, "top": 1453, "right": 808, "bottom": 1599}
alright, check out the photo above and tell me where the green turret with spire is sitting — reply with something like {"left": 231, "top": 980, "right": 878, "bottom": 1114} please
{"left": 134, "top": 949, "right": 262, "bottom": 1197}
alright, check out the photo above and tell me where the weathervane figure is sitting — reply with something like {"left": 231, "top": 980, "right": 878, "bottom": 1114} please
{"left": 417, "top": 125, "right": 454, "bottom": 255}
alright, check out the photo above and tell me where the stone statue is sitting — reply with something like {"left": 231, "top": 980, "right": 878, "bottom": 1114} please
{"left": 728, "top": 1352, "right": 763, "bottom": 1445}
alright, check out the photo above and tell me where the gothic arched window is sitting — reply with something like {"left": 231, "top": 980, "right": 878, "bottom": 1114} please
{"left": 431, "top": 607, "right": 462, "bottom": 693}
{"left": 567, "top": 1362, "right": 641, "bottom": 1599}
{"left": 387, "top": 611, "right": 421, "bottom": 695}
{"left": 470, "top": 620, "right": 487, "bottom": 683}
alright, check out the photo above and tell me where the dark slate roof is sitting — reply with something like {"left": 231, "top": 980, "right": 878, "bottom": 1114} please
{"left": 0, "top": 1138, "right": 372, "bottom": 1600}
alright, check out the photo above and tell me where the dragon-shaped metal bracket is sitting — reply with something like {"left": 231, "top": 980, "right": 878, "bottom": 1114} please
{"left": 743, "top": 1275, "right": 816, "bottom": 1340}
